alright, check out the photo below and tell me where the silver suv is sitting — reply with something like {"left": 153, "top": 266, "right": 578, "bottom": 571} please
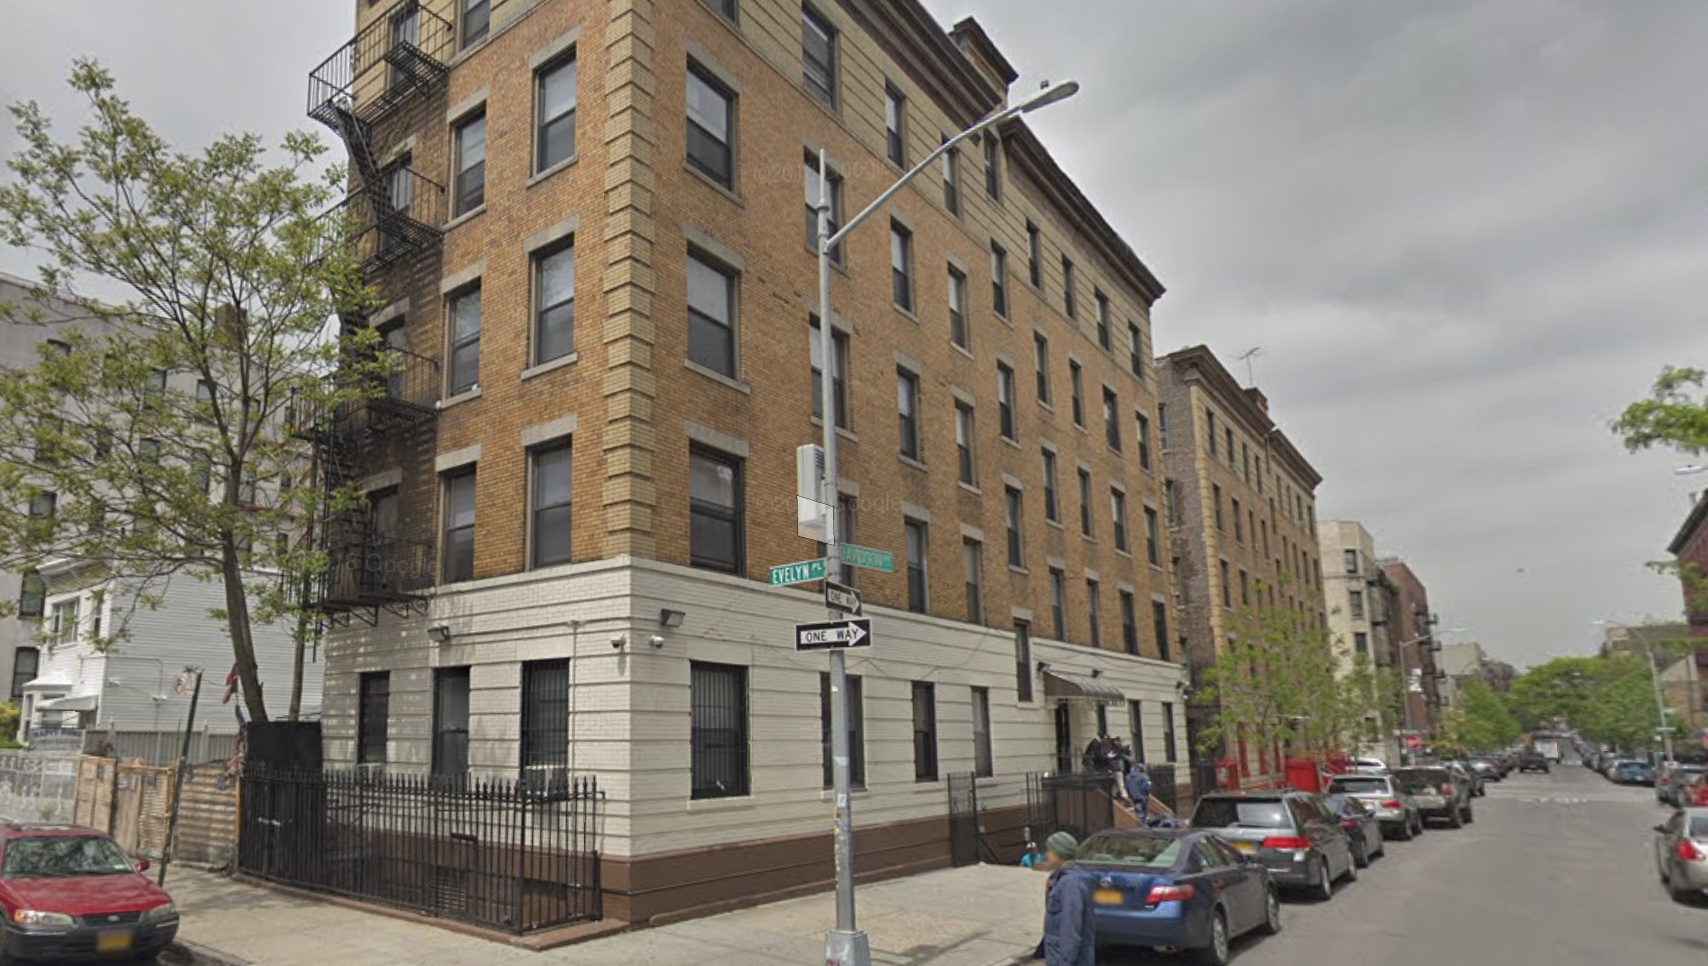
{"left": 1391, "top": 766, "right": 1474, "bottom": 828}
{"left": 1325, "top": 773, "right": 1423, "bottom": 840}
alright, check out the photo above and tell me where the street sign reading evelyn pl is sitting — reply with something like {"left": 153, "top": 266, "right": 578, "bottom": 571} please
{"left": 795, "top": 618, "right": 872, "bottom": 652}
{"left": 770, "top": 558, "right": 827, "bottom": 587}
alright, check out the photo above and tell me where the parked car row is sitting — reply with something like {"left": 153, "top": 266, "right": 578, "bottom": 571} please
{"left": 1652, "top": 760, "right": 1708, "bottom": 807}
{"left": 1074, "top": 760, "right": 1480, "bottom": 964}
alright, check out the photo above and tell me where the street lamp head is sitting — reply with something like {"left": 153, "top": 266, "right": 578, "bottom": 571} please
{"left": 1014, "top": 80, "right": 1081, "bottom": 115}
{"left": 1675, "top": 465, "right": 1708, "bottom": 477}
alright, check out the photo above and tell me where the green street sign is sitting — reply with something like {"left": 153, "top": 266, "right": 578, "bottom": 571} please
{"left": 841, "top": 544, "right": 895, "bottom": 574}
{"left": 770, "top": 558, "right": 827, "bottom": 586}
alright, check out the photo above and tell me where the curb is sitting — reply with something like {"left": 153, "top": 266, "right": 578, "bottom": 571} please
{"left": 165, "top": 939, "right": 252, "bottom": 966}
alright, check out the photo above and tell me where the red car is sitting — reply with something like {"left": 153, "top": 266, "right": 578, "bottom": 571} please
{"left": 0, "top": 824, "right": 178, "bottom": 963}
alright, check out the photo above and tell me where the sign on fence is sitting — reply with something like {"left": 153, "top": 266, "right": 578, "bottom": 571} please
{"left": 26, "top": 727, "right": 83, "bottom": 754}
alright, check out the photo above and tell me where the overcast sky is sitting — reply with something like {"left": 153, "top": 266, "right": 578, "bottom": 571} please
{"left": 3, "top": 1, "right": 1702, "bottom": 667}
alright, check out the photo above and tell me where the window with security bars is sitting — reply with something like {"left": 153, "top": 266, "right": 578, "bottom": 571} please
{"left": 521, "top": 659, "right": 570, "bottom": 772}
{"left": 358, "top": 673, "right": 390, "bottom": 765}
{"left": 692, "top": 662, "right": 749, "bottom": 799}
{"left": 819, "top": 672, "right": 865, "bottom": 789}
{"left": 912, "top": 681, "right": 938, "bottom": 781}
{"left": 972, "top": 687, "right": 993, "bottom": 778}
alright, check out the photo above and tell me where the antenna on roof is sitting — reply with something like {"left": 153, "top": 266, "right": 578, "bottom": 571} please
{"left": 1236, "top": 347, "right": 1263, "bottom": 386}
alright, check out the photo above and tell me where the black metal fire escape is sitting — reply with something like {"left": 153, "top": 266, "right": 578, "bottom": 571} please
{"left": 298, "top": 0, "right": 453, "bottom": 625}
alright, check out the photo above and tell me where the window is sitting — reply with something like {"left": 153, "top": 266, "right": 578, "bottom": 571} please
{"left": 535, "top": 56, "right": 577, "bottom": 172}
{"left": 954, "top": 402, "right": 976, "bottom": 485}
{"left": 691, "top": 662, "right": 749, "bottom": 799}
{"left": 972, "top": 687, "right": 994, "bottom": 777}
{"left": 27, "top": 492, "right": 55, "bottom": 520}
{"left": 1026, "top": 221, "right": 1042, "bottom": 287}
{"left": 368, "top": 488, "right": 399, "bottom": 576}
{"left": 905, "top": 518, "right": 928, "bottom": 613}
{"left": 1062, "top": 257, "right": 1077, "bottom": 319}
{"left": 1144, "top": 506, "right": 1160, "bottom": 565}
{"left": 1354, "top": 632, "right": 1369, "bottom": 655}
{"left": 1152, "top": 600, "right": 1171, "bottom": 662}
{"left": 1137, "top": 412, "right": 1152, "bottom": 471}
{"left": 1103, "top": 388, "right": 1121, "bottom": 450}
{"left": 533, "top": 241, "right": 576, "bottom": 364}
{"left": 890, "top": 221, "right": 914, "bottom": 311}
{"left": 1078, "top": 468, "right": 1093, "bottom": 537}
{"left": 1233, "top": 498, "right": 1244, "bottom": 544}
{"left": 912, "top": 682, "right": 938, "bottom": 781}
{"left": 447, "top": 284, "right": 480, "bottom": 395}
{"left": 9, "top": 647, "right": 38, "bottom": 700}
{"left": 432, "top": 667, "right": 471, "bottom": 780}
{"left": 1086, "top": 578, "right": 1102, "bottom": 648}
{"left": 1049, "top": 567, "right": 1067, "bottom": 639}
{"left": 687, "top": 249, "right": 737, "bottom": 376}
{"left": 820, "top": 673, "right": 865, "bottom": 788}
{"left": 1166, "top": 479, "right": 1181, "bottom": 529}
{"left": 884, "top": 86, "right": 906, "bottom": 165}
{"left": 897, "top": 368, "right": 921, "bottom": 459}
{"left": 358, "top": 672, "right": 389, "bottom": 765}
{"left": 452, "top": 111, "right": 486, "bottom": 216}
{"left": 990, "top": 242, "right": 1008, "bottom": 317}
{"left": 942, "top": 144, "right": 960, "bottom": 215}
{"left": 1129, "top": 700, "right": 1147, "bottom": 765}
{"left": 460, "top": 0, "right": 489, "bottom": 47}
{"left": 997, "top": 363, "right": 1017, "bottom": 440}
{"left": 983, "top": 134, "right": 1001, "bottom": 201}
{"left": 1069, "top": 361, "right": 1084, "bottom": 426}
{"left": 804, "top": 153, "right": 843, "bottom": 261}
{"left": 947, "top": 266, "right": 969, "bottom": 348}
{"left": 1158, "top": 402, "right": 1170, "bottom": 449}
{"left": 1350, "top": 590, "right": 1365, "bottom": 619}
{"left": 707, "top": 0, "right": 737, "bottom": 18}
{"left": 1041, "top": 450, "right": 1060, "bottom": 522}
{"left": 530, "top": 443, "right": 573, "bottom": 568}
{"left": 1128, "top": 322, "right": 1144, "bottom": 379}
{"left": 17, "top": 571, "right": 45, "bottom": 620}
{"left": 49, "top": 598, "right": 78, "bottom": 645}
{"left": 1120, "top": 590, "right": 1138, "bottom": 655}
{"left": 1207, "top": 410, "right": 1218, "bottom": 457}
{"left": 810, "top": 318, "right": 849, "bottom": 428}
{"left": 963, "top": 538, "right": 984, "bottom": 623}
{"left": 195, "top": 379, "right": 215, "bottom": 406}
{"left": 689, "top": 447, "right": 743, "bottom": 573}
{"left": 1014, "top": 622, "right": 1033, "bottom": 702}
{"left": 1212, "top": 484, "right": 1224, "bottom": 531}
{"left": 1344, "top": 549, "right": 1359, "bottom": 574}
{"left": 146, "top": 368, "right": 167, "bottom": 396}
{"left": 686, "top": 66, "right": 734, "bottom": 187}
{"left": 801, "top": 6, "right": 837, "bottom": 103}
{"left": 1240, "top": 569, "right": 1250, "bottom": 606}
{"left": 1033, "top": 332, "right": 1051, "bottom": 403}
{"left": 139, "top": 439, "right": 162, "bottom": 467}
{"left": 1095, "top": 290, "right": 1111, "bottom": 349}
{"left": 1220, "top": 560, "right": 1232, "bottom": 608}
{"left": 1162, "top": 702, "right": 1178, "bottom": 762}
{"left": 442, "top": 470, "right": 476, "bottom": 582}
{"left": 1005, "top": 486, "right": 1024, "bottom": 568}
{"left": 1111, "top": 488, "right": 1129, "bottom": 552}
{"left": 1242, "top": 445, "right": 1251, "bottom": 483}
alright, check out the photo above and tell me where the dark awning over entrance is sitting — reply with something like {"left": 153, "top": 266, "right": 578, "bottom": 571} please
{"left": 1043, "top": 670, "right": 1126, "bottom": 704}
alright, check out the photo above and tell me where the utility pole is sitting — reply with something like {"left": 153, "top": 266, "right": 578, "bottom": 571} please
{"left": 1648, "top": 645, "right": 1675, "bottom": 764}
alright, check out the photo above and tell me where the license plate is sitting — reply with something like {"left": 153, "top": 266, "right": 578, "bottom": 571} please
{"left": 1094, "top": 889, "right": 1124, "bottom": 906}
{"left": 1231, "top": 840, "right": 1255, "bottom": 853}
{"left": 96, "top": 929, "right": 134, "bottom": 953}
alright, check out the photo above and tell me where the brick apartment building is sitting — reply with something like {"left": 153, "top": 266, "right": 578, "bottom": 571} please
{"left": 1379, "top": 557, "right": 1445, "bottom": 747}
{"left": 1670, "top": 491, "right": 1708, "bottom": 635}
{"left": 1157, "top": 346, "right": 1327, "bottom": 785}
{"left": 301, "top": 0, "right": 1184, "bottom": 924}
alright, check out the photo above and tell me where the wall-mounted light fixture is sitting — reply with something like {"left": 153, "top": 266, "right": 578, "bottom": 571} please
{"left": 610, "top": 634, "right": 627, "bottom": 650}
{"left": 1035, "top": 661, "right": 1051, "bottom": 674}
{"left": 648, "top": 635, "right": 666, "bottom": 649}
{"left": 659, "top": 609, "right": 686, "bottom": 628}
{"left": 1090, "top": 668, "right": 1103, "bottom": 679}
{"left": 427, "top": 624, "right": 451, "bottom": 645}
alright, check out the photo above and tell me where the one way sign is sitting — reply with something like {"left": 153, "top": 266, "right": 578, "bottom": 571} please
{"left": 795, "top": 618, "right": 872, "bottom": 652}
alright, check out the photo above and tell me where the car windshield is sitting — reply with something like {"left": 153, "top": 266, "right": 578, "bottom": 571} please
{"left": 1078, "top": 835, "right": 1187, "bottom": 869}
{"left": 1, "top": 835, "right": 134, "bottom": 879}
{"left": 1193, "top": 799, "right": 1289, "bottom": 829}
{"left": 1325, "top": 794, "right": 1365, "bottom": 815}
{"left": 1329, "top": 777, "right": 1389, "bottom": 794}
{"left": 1392, "top": 770, "right": 1452, "bottom": 793}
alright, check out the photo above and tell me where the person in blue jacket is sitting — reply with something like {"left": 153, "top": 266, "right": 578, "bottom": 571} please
{"left": 1033, "top": 831, "right": 1096, "bottom": 966}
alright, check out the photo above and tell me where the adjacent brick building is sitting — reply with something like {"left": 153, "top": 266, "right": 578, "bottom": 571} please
{"left": 1669, "top": 491, "right": 1708, "bottom": 635}
{"left": 1379, "top": 557, "right": 1445, "bottom": 747}
{"left": 301, "top": 0, "right": 1183, "bottom": 925}
{"left": 1157, "top": 346, "right": 1326, "bottom": 785}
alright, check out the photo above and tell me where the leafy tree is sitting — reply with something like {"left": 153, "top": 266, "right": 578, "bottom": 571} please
{"left": 0, "top": 63, "right": 375, "bottom": 723}
{"left": 1614, "top": 366, "right": 1708, "bottom": 454}
{"left": 1446, "top": 679, "right": 1521, "bottom": 751}
{"left": 1507, "top": 656, "right": 1601, "bottom": 732}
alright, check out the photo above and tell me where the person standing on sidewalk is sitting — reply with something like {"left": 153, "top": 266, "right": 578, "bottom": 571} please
{"left": 1033, "top": 831, "right": 1096, "bottom": 966}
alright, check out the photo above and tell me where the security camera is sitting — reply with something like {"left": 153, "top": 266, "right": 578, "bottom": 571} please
{"left": 610, "top": 634, "right": 627, "bottom": 650}
{"left": 648, "top": 635, "right": 666, "bottom": 649}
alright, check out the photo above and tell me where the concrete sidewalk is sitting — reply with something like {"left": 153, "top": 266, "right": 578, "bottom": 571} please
{"left": 167, "top": 864, "right": 1045, "bottom": 966}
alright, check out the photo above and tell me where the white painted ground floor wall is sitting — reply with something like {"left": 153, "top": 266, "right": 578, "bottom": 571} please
{"left": 320, "top": 558, "right": 1189, "bottom": 859}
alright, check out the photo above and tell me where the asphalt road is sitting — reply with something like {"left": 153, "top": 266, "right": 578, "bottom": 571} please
{"left": 1103, "top": 762, "right": 1708, "bottom": 965}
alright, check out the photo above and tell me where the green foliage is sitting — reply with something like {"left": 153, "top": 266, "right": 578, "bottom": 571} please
{"left": 1510, "top": 652, "right": 1665, "bottom": 751}
{"left": 1445, "top": 679, "right": 1522, "bottom": 751}
{"left": 1614, "top": 366, "right": 1708, "bottom": 454}
{"left": 0, "top": 62, "right": 379, "bottom": 722}
{"left": 0, "top": 701, "right": 19, "bottom": 739}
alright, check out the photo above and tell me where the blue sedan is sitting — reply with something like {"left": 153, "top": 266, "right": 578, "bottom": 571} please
{"left": 1078, "top": 828, "right": 1282, "bottom": 965}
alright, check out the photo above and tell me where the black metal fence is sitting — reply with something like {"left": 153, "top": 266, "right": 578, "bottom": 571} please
{"left": 238, "top": 768, "right": 602, "bottom": 933}
{"left": 1145, "top": 763, "right": 1179, "bottom": 814}
{"left": 1026, "top": 772, "right": 1117, "bottom": 842}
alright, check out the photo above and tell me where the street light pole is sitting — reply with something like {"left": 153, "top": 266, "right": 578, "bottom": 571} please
{"left": 1647, "top": 644, "right": 1676, "bottom": 764}
{"left": 814, "top": 80, "right": 1079, "bottom": 966}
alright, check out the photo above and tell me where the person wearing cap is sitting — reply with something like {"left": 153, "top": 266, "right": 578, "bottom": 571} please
{"left": 1033, "top": 831, "right": 1096, "bottom": 966}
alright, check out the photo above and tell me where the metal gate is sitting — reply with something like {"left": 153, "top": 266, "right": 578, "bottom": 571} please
{"left": 1026, "top": 772, "right": 1115, "bottom": 842}
{"left": 948, "top": 773, "right": 978, "bottom": 867}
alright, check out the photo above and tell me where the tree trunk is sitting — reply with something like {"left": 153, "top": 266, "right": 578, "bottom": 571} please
{"left": 221, "top": 532, "right": 269, "bottom": 723}
{"left": 287, "top": 599, "right": 309, "bottom": 723}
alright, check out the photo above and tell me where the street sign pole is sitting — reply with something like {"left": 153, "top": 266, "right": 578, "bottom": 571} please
{"left": 817, "top": 154, "right": 869, "bottom": 966}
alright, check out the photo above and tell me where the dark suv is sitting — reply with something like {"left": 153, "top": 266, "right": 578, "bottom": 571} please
{"left": 1188, "top": 791, "right": 1357, "bottom": 901}
{"left": 1518, "top": 750, "right": 1550, "bottom": 774}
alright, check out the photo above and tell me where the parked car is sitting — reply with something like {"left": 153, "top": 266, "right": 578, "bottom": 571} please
{"left": 1517, "top": 750, "right": 1551, "bottom": 774}
{"left": 1323, "top": 795, "right": 1386, "bottom": 868}
{"left": 1390, "top": 766, "right": 1474, "bottom": 828}
{"left": 1468, "top": 758, "right": 1502, "bottom": 783}
{"left": 1347, "top": 757, "right": 1388, "bottom": 775}
{"left": 1614, "top": 759, "right": 1656, "bottom": 786}
{"left": 0, "top": 823, "right": 179, "bottom": 964}
{"left": 1678, "top": 772, "right": 1708, "bottom": 809}
{"left": 1188, "top": 792, "right": 1357, "bottom": 901}
{"left": 1079, "top": 828, "right": 1281, "bottom": 965}
{"left": 1658, "top": 764, "right": 1707, "bottom": 805}
{"left": 1655, "top": 808, "right": 1708, "bottom": 903}
{"left": 1445, "top": 761, "right": 1485, "bottom": 798}
{"left": 1324, "top": 773, "right": 1423, "bottom": 840}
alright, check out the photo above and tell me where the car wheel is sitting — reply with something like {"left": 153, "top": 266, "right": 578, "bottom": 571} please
{"left": 1341, "top": 853, "right": 1360, "bottom": 883}
{"left": 1448, "top": 808, "right": 1464, "bottom": 830}
{"left": 1669, "top": 863, "right": 1692, "bottom": 904}
{"left": 1374, "top": 835, "right": 1387, "bottom": 859}
{"left": 1193, "top": 909, "right": 1232, "bottom": 966}
{"left": 1310, "top": 859, "right": 1335, "bottom": 902}
{"left": 1463, "top": 806, "right": 1475, "bottom": 825}
{"left": 1396, "top": 819, "right": 1414, "bottom": 842}
{"left": 1259, "top": 888, "right": 1283, "bottom": 936}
